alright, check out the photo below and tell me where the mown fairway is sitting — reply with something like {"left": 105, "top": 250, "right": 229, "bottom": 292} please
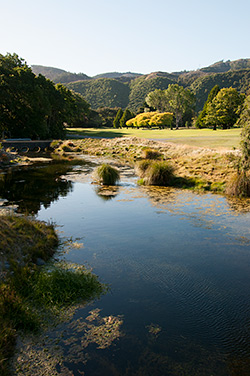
{"left": 67, "top": 127, "right": 241, "bottom": 149}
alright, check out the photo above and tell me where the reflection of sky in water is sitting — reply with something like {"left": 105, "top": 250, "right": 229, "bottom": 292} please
{"left": 35, "top": 175, "right": 250, "bottom": 375}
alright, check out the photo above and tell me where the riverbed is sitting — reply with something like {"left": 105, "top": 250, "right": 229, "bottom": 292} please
{"left": 1, "top": 156, "right": 250, "bottom": 375}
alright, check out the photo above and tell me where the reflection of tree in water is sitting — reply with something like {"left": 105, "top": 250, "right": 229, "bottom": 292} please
{"left": 0, "top": 161, "right": 77, "bottom": 214}
{"left": 226, "top": 196, "right": 250, "bottom": 213}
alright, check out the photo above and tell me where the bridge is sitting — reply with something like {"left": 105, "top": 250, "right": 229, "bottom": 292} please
{"left": 1, "top": 139, "right": 53, "bottom": 152}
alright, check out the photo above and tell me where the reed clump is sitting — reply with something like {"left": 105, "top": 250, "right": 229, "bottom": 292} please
{"left": 226, "top": 171, "right": 250, "bottom": 197}
{"left": 94, "top": 163, "right": 120, "bottom": 185}
{"left": 136, "top": 160, "right": 175, "bottom": 186}
{"left": 141, "top": 148, "right": 163, "bottom": 160}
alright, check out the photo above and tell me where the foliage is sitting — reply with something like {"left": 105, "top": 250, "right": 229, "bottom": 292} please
{"left": 190, "top": 69, "right": 250, "bottom": 112}
{"left": 129, "top": 74, "right": 176, "bottom": 112}
{"left": 195, "top": 85, "right": 220, "bottom": 128}
{"left": 119, "top": 108, "right": 134, "bottom": 128}
{"left": 150, "top": 112, "right": 173, "bottom": 128}
{"left": 238, "top": 99, "right": 250, "bottom": 169}
{"left": 96, "top": 107, "right": 119, "bottom": 127}
{"left": 113, "top": 108, "right": 123, "bottom": 128}
{"left": 31, "top": 65, "right": 70, "bottom": 81}
{"left": 144, "top": 85, "right": 195, "bottom": 128}
{"left": 54, "top": 72, "right": 90, "bottom": 84}
{"left": 126, "top": 111, "right": 173, "bottom": 129}
{"left": 236, "top": 95, "right": 250, "bottom": 173}
{"left": 145, "top": 89, "right": 168, "bottom": 112}
{"left": 204, "top": 87, "right": 245, "bottom": 129}
{"left": 164, "top": 84, "right": 195, "bottom": 128}
{"left": 32, "top": 60, "right": 250, "bottom": 115}
{"left": 94, "top": 164, "right": 120, "bottom": 185}
{"left": 0, "top": 53, "right": 90, "bottom": 139}
{"left": 67, "top": 78, "right": 130, "bottom": 109}
{"left": 54, "top": 84, "right": 90, "bottom": 128}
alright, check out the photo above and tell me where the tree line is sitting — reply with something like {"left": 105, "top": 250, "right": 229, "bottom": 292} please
{"left": 111, "top": 84, "right": 250, "bottom": 131}
{"left": 1, "top": 53, "right": 250, "bottom": 139}
{"left": 0, "top": 53, "right": 90, "bottom": 139}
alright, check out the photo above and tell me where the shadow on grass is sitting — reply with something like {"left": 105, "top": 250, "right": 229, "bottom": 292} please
{"left": 169, "top": 176, "right": 215, "bottom": 191}
{"left": 67, "top": 128, "right": 125, "bottom": 139}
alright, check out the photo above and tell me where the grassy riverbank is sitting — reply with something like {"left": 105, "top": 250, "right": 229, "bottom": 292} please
{"left": 54, "top": 136, "right": 240, "bottom": 193}
{"left": 0, "top": 215, "right": 106, "bottom": 376}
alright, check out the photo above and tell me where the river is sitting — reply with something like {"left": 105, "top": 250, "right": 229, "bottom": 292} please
{"left": 1, "top": 156, "right": 250, "bottom": 375}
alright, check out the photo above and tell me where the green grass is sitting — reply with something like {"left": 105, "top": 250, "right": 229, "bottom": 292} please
{"left": 0, "top": 215, "right": 107, "bottom": 376}
{"left": 67, "top": 127, "right": 241, "bottom": 149}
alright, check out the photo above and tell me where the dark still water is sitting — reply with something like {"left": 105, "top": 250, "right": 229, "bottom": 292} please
{"left": 1, "top": 157, "right": 250, "bottom": 375}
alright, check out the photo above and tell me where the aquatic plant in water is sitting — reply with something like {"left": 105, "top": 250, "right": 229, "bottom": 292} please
{"left": 94, "top": 163, "right": 120, "bottom": 185}
{"left": 11, "top": 308, "right": 123, "bottom": 375}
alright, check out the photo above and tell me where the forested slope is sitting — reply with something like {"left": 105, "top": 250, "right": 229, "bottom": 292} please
{"left": 32, "top": 59, "right": 250, "bottom": 113}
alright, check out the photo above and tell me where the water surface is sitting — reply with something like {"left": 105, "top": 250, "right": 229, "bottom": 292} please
{"left": 1, "top": 157, "right": 250, "bottom": 375}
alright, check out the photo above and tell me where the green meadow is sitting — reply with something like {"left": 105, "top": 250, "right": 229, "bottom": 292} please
{"left": 67, "top": 127, "right": 241, "bottom": 149}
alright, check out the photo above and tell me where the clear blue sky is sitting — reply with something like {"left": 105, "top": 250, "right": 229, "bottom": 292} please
{"left": 1, "top": 0, "right": 250, "bottom": 76}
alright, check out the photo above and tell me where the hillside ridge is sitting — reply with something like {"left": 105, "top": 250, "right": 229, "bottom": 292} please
{"left": 31, "top": 59, "right": 250, "bottom": 112}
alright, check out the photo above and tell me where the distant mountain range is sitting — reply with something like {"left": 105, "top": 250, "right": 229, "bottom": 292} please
{"left": 32, "top": 59, "right": 250, "bottom": 112}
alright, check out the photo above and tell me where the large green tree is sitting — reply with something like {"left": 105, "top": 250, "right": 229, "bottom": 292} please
{"left": 0, "top": 53, "right": 90, "bottom": 139}
{"left": 145, "top": 85, "right": 195, "bottom": 129}
{"left": 164, "top": 84, "right": 195, "bottom": 129}
{"left": 204, "top": 87, "right": 245, "bottom": 129}
{"left": 195, "top": 85, "right": 220, "bottom": 128}
{"left": 113, "top": 108, "right": 123, "bottom": 128}
{"left": 145, "top": 89, "right": 168, "bottom": 113}
{"left": 120, "top": 108, "right": 134, "bottom": 128}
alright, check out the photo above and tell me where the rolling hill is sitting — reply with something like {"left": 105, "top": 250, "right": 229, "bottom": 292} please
{"left": 32, "top": 59, "right": 250, "bottom": 112}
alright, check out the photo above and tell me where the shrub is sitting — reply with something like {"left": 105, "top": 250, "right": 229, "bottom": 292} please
{"left": 226, "top": 171, "right": 250, "bottom": 197}
{"left": 94, "top": 164, "right": 120, "bottom": 185}
{"left": 143, "top": 161, "right": 174, "bottom": 186}
{"left": 125, "top": 111, "right": 173, "bottom": 129}
{"left": 149, "top": 112, "right": 173, "bottom": 128}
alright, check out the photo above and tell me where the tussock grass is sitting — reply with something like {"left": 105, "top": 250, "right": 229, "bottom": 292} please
{"left": 136, "top": 160, "right": 175, "bottom": 186}
{"left": 141, "top": 148, "right": 163, "bottom": 160}
{"left": 135, "top": 160, "right": 152, "bottom": 177}
{"left": 226, "top": 171, "right": 250, "bottom": 197}
{"left": 94, "top": 163, "right": 120, "bottom": 185}
{"left": 144, "top": 161, "right": 175, "bottom": 186}
{"left": 0, "top": 215, "right": 58, "bottom": 264}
